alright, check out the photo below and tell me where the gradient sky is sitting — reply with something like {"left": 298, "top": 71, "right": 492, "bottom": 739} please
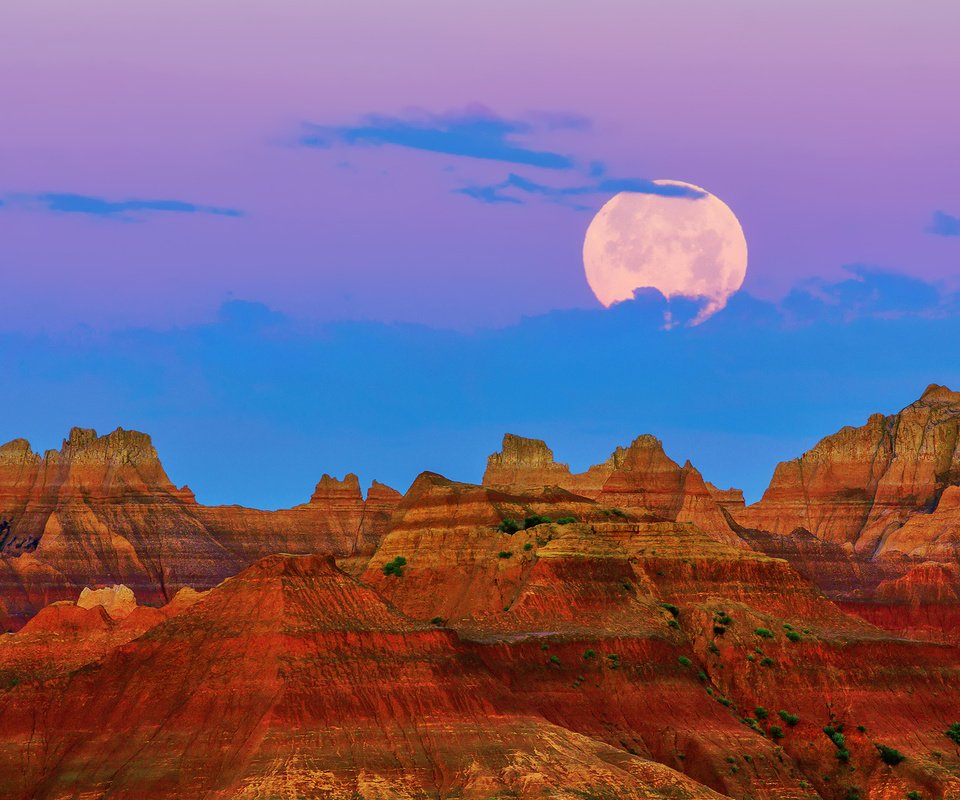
{"left": 1, "top": 2, "right": 959, "bottom": 506}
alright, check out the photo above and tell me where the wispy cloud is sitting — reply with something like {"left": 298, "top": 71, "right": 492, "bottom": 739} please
{"left": 781, "top": 265, "right": 949, "bottom": 323}
{"left": 1, "top": 192, "right": 244, "bottom": 222}
{"left": 455, "top": 172, "right": 704, "bottom": 208}
{"left": 299, "top": 105, "right": 582, "bottom": 170}
{"left": 298, "top": 105, "right": 703, "bottom": 211}
{"left": 928, "top": 210, "right": 960, "bottom": 237}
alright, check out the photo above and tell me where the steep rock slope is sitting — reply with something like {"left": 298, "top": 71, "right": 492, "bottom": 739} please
{"left": 735, "top": 385, "right": 960, "bottom": 556}
{"left": 484, "top": 433, "right": 741, "bottom": 546}
{"left": 0, "top": 554, "right": 723, "bottom": 800}
{"left": 361, "top": 474, "right": 960, "bottom": 798}
{"left": 0, "top": 427, "right": 400, "bottom": 628}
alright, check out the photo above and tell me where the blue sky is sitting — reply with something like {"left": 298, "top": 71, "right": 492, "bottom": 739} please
{"left": 2, "top": 270, "right": 958, "bottom": 508}
{"left": 1, "top": 2, "right": 958, "bottom": 506}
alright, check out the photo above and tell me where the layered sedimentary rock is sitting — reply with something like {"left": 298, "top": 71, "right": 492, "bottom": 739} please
{"left": 0, "top": 554, "right": 724, "bottom": 800}
{"left": 0, "top": 584, "right": 205, "bottom": 687}
{"left": 484, "top": 433, "right": 741, "bottom": 546}
{"left": 0, "top": 427, "right": 400, "bottom": 629}
{"left": 735, "top": 384, "right": 960, "bottom": 556}
{"left": 0, "top": 422, "right": 959, "bottom": 796}
{"left": 354, "top": 472, "right": 960, "bottom": 797}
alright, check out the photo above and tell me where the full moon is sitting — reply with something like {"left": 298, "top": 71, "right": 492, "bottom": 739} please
{"left": 582, "top": 180, "right": 747, "bottom": 323}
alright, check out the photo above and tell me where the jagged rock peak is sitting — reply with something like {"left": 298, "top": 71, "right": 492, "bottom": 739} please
{"left": 0, "top": 438, "right": 41, "bottom": 465}
{"left": 309, "top": 473, "right": 362, "bottom": 503}
{"left": 488, "top": 433, "right": 565, "bottom": 469}
{"left": 606, "top": 434, "right": 673, "bottom": 469}
{"left": 47, "top": 427, "right": 161, "bottom": 466}
{"left": 917, "top": 383, "right": 960, "bottom": 405}
{"left": 366, "top": 480, "right": 402, "bottom": 500}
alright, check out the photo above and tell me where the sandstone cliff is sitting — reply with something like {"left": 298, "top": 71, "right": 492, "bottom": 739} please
{"left": 0, "top": 427, "right": 399, "bottom": 629}
{"left": 735, "top": 385, "right": 960, "bottom": 556}
{"left": 484, "top": 433, "right": 742, "bottom": 546}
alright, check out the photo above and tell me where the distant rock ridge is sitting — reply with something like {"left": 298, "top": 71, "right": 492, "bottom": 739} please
{"left": 484, "top": 432, "right": 742, "bottom": 546}
{"left": 733, "top": 383, "right": 960, "bottom": 556}
{"left": 0, "top": 427, "right": 401, "bottom": 629}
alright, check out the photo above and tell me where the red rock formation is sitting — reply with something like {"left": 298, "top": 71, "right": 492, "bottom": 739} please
{"left": 0, "top": 586, "right": 204, "bottom": 687}
{"left": 735, "top": 385, "right": 960, "bottom": 555}
{"left": 0, "top": 554, "right": 725, "bottom": 799}
{"left": 705, "top": 481, "right": 745, "bottom": 512}
{"left": 484, "top": 433, "right": 742, "bottom": 546}
{"left": 0, "top": 427, "right": 400, "bottom": 629}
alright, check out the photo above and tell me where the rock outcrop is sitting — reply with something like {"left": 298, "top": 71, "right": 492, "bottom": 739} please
{"left": 0, "top": 554, "right": 726, "bottom": 799}
{"left": 0, "top": 427, "right": 400, "bottom": 629}
{"left": 0, "top": 409, "right": 959, "bottom": 796}
{"left": 735, "top": 384, "right": 960, "bottom": 556}
{"left": 484, "top": 433, "right": 742, "bottom": 546}
{"left": 76, "top": 584, "right": 137, "bottom": 619}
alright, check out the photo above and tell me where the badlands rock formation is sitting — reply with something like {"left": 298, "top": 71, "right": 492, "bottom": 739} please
{"left": 1, "top": 387, "right": 960, "bottom": 796}
{"left": 734, "top": 384, "right": 960, "bottom": 556}
{"left": 484, "top": 433, "right": 742, "bottom": 546}
{"left": 0, "top": 427, "right": 400, "bottom": 629}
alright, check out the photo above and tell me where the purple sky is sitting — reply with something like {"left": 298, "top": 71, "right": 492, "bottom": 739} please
{"left": 3, "top": 0, "right": 958, "bottom": 331}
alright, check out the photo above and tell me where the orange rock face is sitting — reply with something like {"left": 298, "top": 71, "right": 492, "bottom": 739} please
{"left": 0, "top": 427, "right": 399, "bottom": 629}
{"left": 0, "top": 554, "right": 728, "bottom": 799}
{"left": 735, "top": 385, "right": 960, "bottom": 555}
{"left": 0, "top": 395, "right": 960, "bottom": 796}
{"left": 484, "top": 433, "right": 742, "bottom": 546}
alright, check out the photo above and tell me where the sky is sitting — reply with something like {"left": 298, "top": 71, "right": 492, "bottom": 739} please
{"left": 1, "top": 1, "right": 959, "bottom": 507}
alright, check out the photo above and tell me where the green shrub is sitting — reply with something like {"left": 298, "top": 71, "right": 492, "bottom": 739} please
{"left": 708, "top": 642, "right": 720, "bottom": 655}
{"left": 785, "top": 630, "right": 802, "bottom": 642}
{"left": 783, "top": 622, "right": 793, "bottom": 630}
{"left": 714, "top": 611, "right": 733, "bottom": 626}
{"left": 725, "top": 756, "right": 736, "bottom": 764}
{"left": 770, "top": 725, "right": 784, "bottom": 740}
{"left": 498, "top": 551, "right": 513, "bottom": 559}
{"left": 907, "top": 791, "right": 922, "bottom": 800}
{"left": 678, "top": 656, "right": 692, "bottom": 667}
{"left": 549, "top": 655, "right": 561, "bottom": 665}
{"left": 717, "top": 696, "right": 732, "bottom": 707}
{"left": 946, "top": 722, "right": 960, "bottom": 745}
{"left": 668, "top": 619, "right": 680, "bottom": 629}
{"left": 876, "top": 744, "right": 906, "bottom": 765}
{"left": 583, "top": 649, "right": 595, "bottom": 659}
{"left": 523, "top": 514, "right": 552, "bottom": 529}
{"left": 824, "top": 727, "right": 846, "bottom": 749}
{"left": 857, "top": 725, "right": 866, "bottom": 733}
{"left": 556, "top": 516, "right": 577, "bottom": 525}
{"left": 606, "top": 507, "right": 628, "bottom": 518}
{"left": 540, "top": 642, "right": 549, "bottom": 651}
{"left": 844, "top": 789, "right": 861, "bottom": 800}
{"left": 836, "top": 748, "right": 850, "bottom": 762}
{"left": 383, "top": 556, "right": 407, "bottom": 576}
{"left": 660, "top": 602, "right": 680, "bottom": 617}
{"left": 522, "top": 541, "right": 533, "bottom": 551}
{"left": 754, "top": 706, "right": 769, "bottom": 719}
{"left": 754, "top": 627, "right": 775, "bottom": 639}
{"left": 778, "top": 710, "right": 799, "bottom": 726}
{"left": 497, "top": 518, "right": 520, "bottom": 534}
{"left": 746, "top": 654, "right": 755, "bottom": 662}
{"left": 760, "top": 657, "right": 774, "bottom": 667}
{"left": 430, "top": 616, "right": 444, "bottom": 625}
